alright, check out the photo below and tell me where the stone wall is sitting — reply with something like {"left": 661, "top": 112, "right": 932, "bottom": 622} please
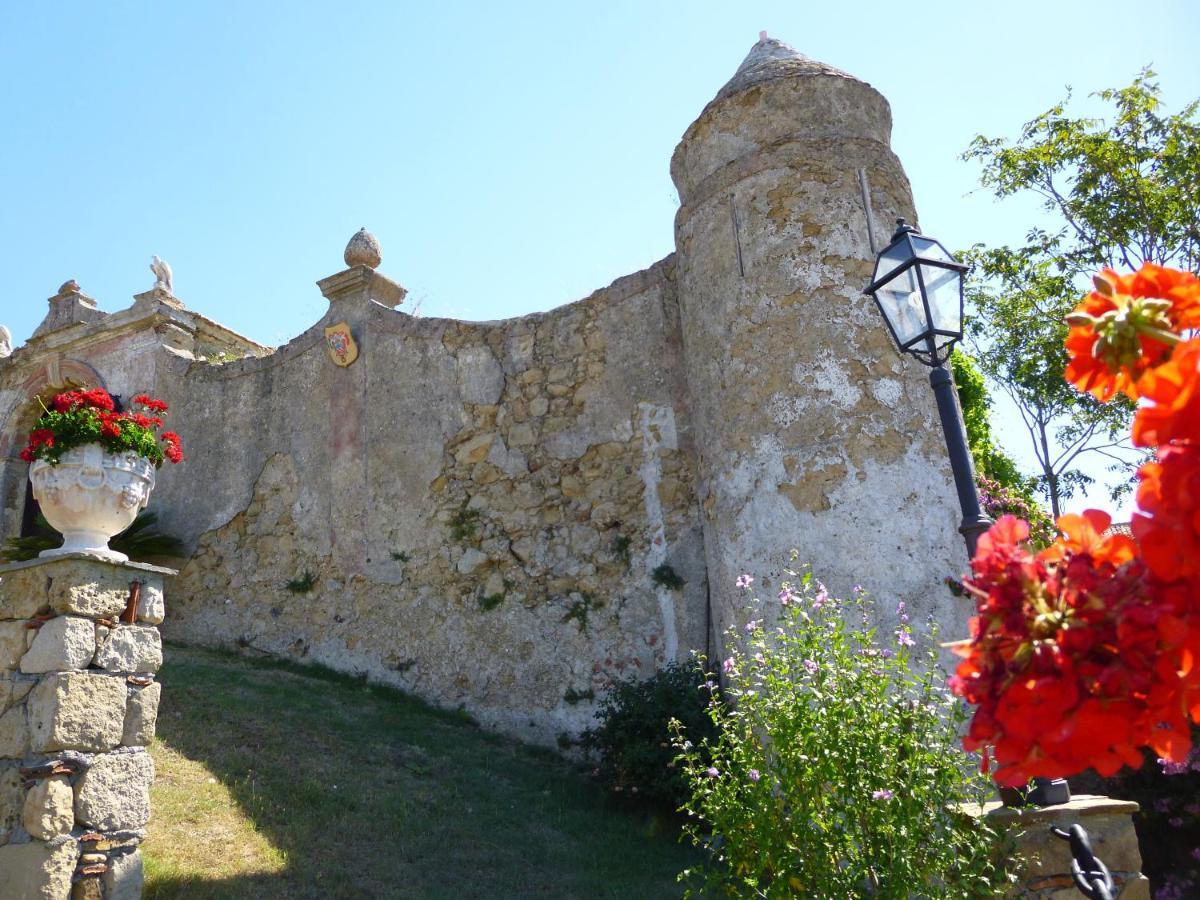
{"left": 154, "top": 260, "right": 709, "bottom": 745}
{"left": 0, "top": 36, "right": 968, "bottom": 747}
{"left": 0, "top": 555, "right": 169, "bottom": 899}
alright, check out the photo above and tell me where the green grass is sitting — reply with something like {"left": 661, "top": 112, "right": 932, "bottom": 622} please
{"left": 144, "top": 644, "right": 698, "bottom": 899}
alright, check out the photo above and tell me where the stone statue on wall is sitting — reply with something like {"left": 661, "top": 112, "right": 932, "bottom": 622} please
{"left": 150, "top": 256, "right": 174, "bottom": 294}
{"left": 0, "top": 324, "right": 11, "bottom": 358}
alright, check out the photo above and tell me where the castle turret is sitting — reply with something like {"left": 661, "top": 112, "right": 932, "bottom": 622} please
{"left": 671, "top": 36, "right": 963, "bottom": 637}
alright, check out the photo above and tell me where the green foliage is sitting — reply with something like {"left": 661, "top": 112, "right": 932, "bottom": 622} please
{"left": 389, "top": 550, "right": 410, "bottom": 563}
{"left": 448, "top": 502, "right": 482, "bottom": 542}
{"left": 950, "top": 350, "right": 1032, "bottom": 493}
{"left": 610, "top": 534, "right": 632, "bottom": 566}
{"left": 650, "top": 563, "right": 684, "bottom": 590}
{"left": 976, "top": 475, "right": 1056, "bottom": 548}
{"left": 962, "top": 69, "right": 1197, "bottom": 515}
{"left": 581, "top": 661, "right": 718, "bottom": 809}
{"left": 1, "top": 510, "right": 184, "bottom": 563}
{"left": 285, "top": 570, "right": 317, "bottom": 594}
{"left": 562, "top": 686, "right": 595, "bottom": 705}
{"left": 478, "top": 578, "right": 512, "bottom": 611}
{"left": 561, "top": 592, "right": 603, "bottom": 632}
{"left": 673, "top": 568, "right": 1014, "bottom": 897}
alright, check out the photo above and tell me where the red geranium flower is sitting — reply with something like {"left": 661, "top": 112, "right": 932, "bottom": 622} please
{"left": 1131, "top": 338, "right": 1200, "bottom": 448}
{"left": 1064, "top": 265, "right": 1200, "bottom": 402}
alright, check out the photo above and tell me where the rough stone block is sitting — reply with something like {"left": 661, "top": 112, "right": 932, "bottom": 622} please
{"left": 0, "top": 763, "right": 21, "bottom": 845}
{"left": 104, "top": 847, "right": 145, "bottom": 900}
{"left": 136, "top": 582, "right": 165, "bottom": 625}
{"left": 20, "top": 616, "right": 97, "bottom": 674}
{"left": 0, "top": 703, "right": 29, "bottom": 758}
{"left": 28, "top": 672, "right": 127, "bottom": 752}
{"left": 72, "top": 878, "right": 104, "bottom": 900}
{"left": 74, "top": 749, "right": 154, "bottom": 831}
{"left": 122, "top": 681, "right": 161, "bottom": 746}
{"left": 93, "top": 625, "right": 162, "bottom": 674}
{"left": 0, "top": 837, "right": 80, "bottom": 900}
{"left": 0, "top": 557, "right": 172, "bottom": 621}
{"left": 22, "top": 773, "right": 74, "bottom": 839}
{"left": 0, "top": 565, "right": 49, "bottom": 620}
{"left": 0, "top": 622, "right": 28, "bottom": 670}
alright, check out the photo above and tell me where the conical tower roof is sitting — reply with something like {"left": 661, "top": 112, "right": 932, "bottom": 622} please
{"left": 713, "top": 34, "right": 855, "bottom": 104}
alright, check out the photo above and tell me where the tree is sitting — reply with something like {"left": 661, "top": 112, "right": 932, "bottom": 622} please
{"left": 963, "top": 70, "right": 1199, "bottom": 517}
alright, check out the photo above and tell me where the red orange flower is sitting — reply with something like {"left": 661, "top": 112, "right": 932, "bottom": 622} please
{"left": 1131, "top": 338, "right": 1200, "bottom": 448}
{"left": 1064, "top": 264, "right": 1200, "bottom": 401}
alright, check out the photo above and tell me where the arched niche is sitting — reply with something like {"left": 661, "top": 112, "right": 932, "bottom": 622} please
{"left": 0, "top": 358, "right": 108, "bottom": 543}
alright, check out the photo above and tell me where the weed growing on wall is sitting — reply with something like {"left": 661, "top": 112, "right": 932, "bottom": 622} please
{"left": 285, "top": 569, "right": 317, "bottom": 594}
{"left": 673, "top": 567, "right": 1015, "bottom": 897}
{"left": 651, "top": 563, "right": 685, "bottom": 590}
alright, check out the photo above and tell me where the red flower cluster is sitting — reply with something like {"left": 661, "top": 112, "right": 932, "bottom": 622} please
{"left": 50, "top": 387, "right": 116, "bottom": 413}
{"left": 951, "top": 263, "right": 1200, "bottom": 786}
{"left": 950, "top": 511, "right": 1196, "bottom": 785}
{"left": 19, "top": 387, "right": 184, "bottom": 467}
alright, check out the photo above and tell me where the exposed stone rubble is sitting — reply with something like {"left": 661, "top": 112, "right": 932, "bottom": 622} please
{"left": 0, "top": 554, "right": 170, "bottom": 899}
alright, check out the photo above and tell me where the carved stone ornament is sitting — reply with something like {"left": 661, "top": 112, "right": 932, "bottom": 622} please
{"left": 30, "top": 444, "right": 156, "bottom": 562}
{"left": 344, "top": 228, "right": 382, "bottom": 269}
{"left": 324, "top": 321, "right": 359, "bottom": 367}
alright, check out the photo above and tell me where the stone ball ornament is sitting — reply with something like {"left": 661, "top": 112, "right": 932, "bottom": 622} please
{"left": 344, "top": 227, "right": 382, "bottom": 269}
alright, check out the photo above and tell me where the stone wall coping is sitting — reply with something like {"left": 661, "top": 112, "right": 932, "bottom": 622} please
{"left": 0, "top": 554, "right": 177, "bottom": 577}
{"left": 959, "top": 793, "right": 1140, "bottom": 825}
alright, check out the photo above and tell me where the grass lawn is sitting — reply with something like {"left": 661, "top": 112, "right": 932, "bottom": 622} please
{"left": 142, "top": 644, "right": 699, "bottom": 899}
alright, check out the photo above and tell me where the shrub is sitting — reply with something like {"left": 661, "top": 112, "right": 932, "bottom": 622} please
{"left": 581, "top": 661, "right": 718, "bottom": 809}
{"left": 673, "top": 567, "right": 1015, "bottom": 897}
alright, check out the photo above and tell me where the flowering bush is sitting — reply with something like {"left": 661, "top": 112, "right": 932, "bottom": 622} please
{"left": 976, "top": 474, "right": 1055, "bottom": 547}
{"left": 950, "top": 263, "right": 1200, "bottom": 788}
{"left": 673, "top": 569, "right": 1013, "bottom": 897}
{"left": 20, "top": 388, "right": 183, "bottom": 467}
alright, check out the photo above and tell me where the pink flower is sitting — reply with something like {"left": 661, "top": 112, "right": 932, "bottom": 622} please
{"left": 872, "top": 789, "right": 894, "bottom": 801}
{"left": 895, "top": 628, "right": 915, "bottom": 648}
{"left": 735, "top": 574, "right": 754, "bottom": 590}
{"left": 803, "top": 659, "right": 818, "bottom": 675}
{"left": 778, "top": 587, "right": 795, "bottom": 605}
{"left": 748, "top": 769, "right": 761, "bottom": 782}
{"left": 722, "top": 658, "right": 735, "bottom": 674}
{"left": 705, "top": 767, "right": 720, "bottom": 778}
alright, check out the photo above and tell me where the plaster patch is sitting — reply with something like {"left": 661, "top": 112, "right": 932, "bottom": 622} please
{"left": 637, "top": 403, "right": 679, "bottom": 662}
{"left": 871, "top": 378, "right": 902, "bottom": 408}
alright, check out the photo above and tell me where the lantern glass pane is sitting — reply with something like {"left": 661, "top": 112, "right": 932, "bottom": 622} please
{"left": 920, "top": 263, "right": 962, "bottom": 337}
{"left": 877, "top": 266, "right": 929, "bottom": 346}
{"left": 911, "top": 236, "right": 955, "bottom": 265}
{"left": 871, "top": 241, "right": 914, "bottom": 286}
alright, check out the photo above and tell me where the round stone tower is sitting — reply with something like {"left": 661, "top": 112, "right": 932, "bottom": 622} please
{"left": 671, "top": 36, "right": 964, "bottom": 638}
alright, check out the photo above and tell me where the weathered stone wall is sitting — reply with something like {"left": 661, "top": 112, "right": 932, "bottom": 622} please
{"left": 0, "top": 555, "right": 168, "bottom": 899}
{"left": 155, "top": 260, "right": 709, "bottom": 745}
{"left": 0, "top": 36, "right": 970, "bottom": 748}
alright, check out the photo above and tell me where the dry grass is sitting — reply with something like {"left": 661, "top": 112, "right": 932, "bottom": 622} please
{"left": 142, "top": 644, "right": 697, "bottom": 899}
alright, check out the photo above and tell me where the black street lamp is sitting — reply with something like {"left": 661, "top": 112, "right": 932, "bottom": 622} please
{"left": 864, "top": 219, "right": 991, "bottom": 557}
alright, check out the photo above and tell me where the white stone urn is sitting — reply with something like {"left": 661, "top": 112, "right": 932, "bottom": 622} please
{"left": 30, "top": 443, "right": 156, "bottom": 562}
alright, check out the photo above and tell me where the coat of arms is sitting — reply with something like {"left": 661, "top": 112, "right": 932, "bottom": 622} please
{"left": 324, "top": 322, "right": 358, "bottom": 367}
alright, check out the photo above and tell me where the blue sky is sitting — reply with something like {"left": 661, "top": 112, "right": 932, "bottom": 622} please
{"left": 3, "top": 1, "right": 1198, "bottom": 516}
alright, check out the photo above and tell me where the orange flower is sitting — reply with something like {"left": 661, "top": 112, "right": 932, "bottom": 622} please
{"left": 1040, "top": 509, "right": 1138, "bottom": 568}
{"left": 1064, "top": 264, "right": 1200, "bottom": 401}
{"left": 1133, "top": 444, "right": 1200, "bottom": 583}
{"left": 1131, "top": 337, "right": 1200, "bottom": 448}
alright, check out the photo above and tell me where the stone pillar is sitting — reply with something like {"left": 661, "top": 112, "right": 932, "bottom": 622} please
{"left": 0, "top": 554, "right": 171, "bottom": 900}
{"left": 969, "top": 795, "right": 1150, "bottom": 898}
{"left": 670, "top": 36, "right": 963, "bottom": 641}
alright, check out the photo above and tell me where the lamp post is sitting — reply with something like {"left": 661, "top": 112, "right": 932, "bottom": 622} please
{"left": 864, "top": 219, "right": 1071, "bottom": 809}
{"left": 863, "top": 219, "right": 991, "bottom": 558}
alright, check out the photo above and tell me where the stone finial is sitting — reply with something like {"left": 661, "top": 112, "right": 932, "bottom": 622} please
{"left": 58, "top": 280, "right": 81, "bottom": 295}
{"left": 150, "top": 256, "right": 173, "bottom": 294}
{"left": 0, "top": 324, "right": 11, "bottom": 358}
{"left": 344, "top": 228, "right": 382, "bottom": 269}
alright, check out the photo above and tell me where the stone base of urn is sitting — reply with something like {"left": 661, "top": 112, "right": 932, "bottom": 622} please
{"left": 962, "top": 794, "right": 1151, "bottom": 898}
{"left": 0, "top": 553, "right": 172, "bottom": 900}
